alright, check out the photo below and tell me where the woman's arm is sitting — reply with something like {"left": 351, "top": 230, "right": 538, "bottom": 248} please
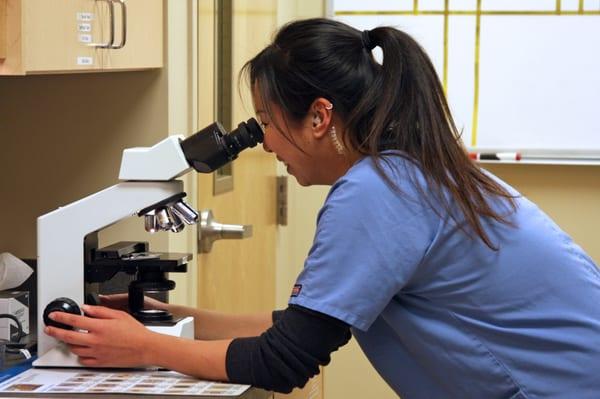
{"left": 99, "top": 293, "right": 273, "bottom": 340}
{"left": 45, "top": 304, "right": 350, "bottom": 392}
{"left": 145, "top": 333, "right": 232, "bottom": 381}
{"left": 168, "top": 304, "right": 274, "bottom": 340}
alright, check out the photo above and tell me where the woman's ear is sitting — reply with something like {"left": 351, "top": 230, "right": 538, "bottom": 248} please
{"left": 310, "top": 97, "right": 334, "bottom": 139}
{"left": 312, "top": 114, "right": 323, "bottom": 127}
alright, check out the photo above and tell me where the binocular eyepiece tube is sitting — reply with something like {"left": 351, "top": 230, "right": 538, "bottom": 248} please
{"left": 142, "top": 118, "right": 262, "bottom": 235}
{"left": 180, "top": 118, "right": 264, "bottom": 174}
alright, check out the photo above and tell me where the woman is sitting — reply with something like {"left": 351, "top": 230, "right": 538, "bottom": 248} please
{"left": 46, "top": 18, "right": 600, "bottom": 398}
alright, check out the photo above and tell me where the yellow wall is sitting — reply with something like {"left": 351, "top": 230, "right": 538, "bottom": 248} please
{"left": 485, "top": 164, "right": 600, "bottom": 263}
{"left": 0, "top": 70, "right": 170, "bottom": 258}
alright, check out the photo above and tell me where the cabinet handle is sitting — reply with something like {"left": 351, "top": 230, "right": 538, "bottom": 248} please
{"left": 109, "top": 0, "right": 127, "bottom": 49}
{"left": 89, "top": 0, "right": 115, "bottom": 49}
{"left": 88, "top": 0, "right": 125, "bottom": 49}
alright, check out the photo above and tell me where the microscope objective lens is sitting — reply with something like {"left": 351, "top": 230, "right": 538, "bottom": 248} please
{"left": 168, "top": 208, "right": 185, "bottom": 233}
{"left": 156, "top": 208, "right": 173, "bottom": 231}
{"left": 171, "top": 201, "right": 199, "bottom": 225}
{"left": 144, "top": 213, "right": 158, "bottom": 233}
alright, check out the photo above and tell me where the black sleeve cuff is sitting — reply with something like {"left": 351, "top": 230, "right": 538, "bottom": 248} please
{"left": 272, "top": 309, "right": 284, "bottom": 324}
{"left": 226, "top": 305, "right": 351, "bottom": 393}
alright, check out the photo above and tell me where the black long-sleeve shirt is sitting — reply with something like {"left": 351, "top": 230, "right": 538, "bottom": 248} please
{"left": 226, "top": 305, "right": 351, "bottom": 393}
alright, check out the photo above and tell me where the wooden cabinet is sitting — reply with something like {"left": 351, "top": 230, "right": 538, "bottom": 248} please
{"left": 0, "top": 0, "right": 162, "bottom": 75}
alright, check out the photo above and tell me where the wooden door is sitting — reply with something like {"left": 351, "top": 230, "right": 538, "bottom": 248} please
{"left": 196, "top": 0, "right": 277, "bottom": 315}
{"left": 196, "top": 1, "right": 322, "bottom": 397}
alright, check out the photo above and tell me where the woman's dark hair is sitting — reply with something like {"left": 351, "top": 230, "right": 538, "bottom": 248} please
{"left": 241, "top": 18, "right": 516, "bottom": 249}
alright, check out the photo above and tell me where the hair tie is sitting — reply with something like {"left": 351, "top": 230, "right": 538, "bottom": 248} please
{"left": 361, "top": 30, "right": 376, "bottom": 51}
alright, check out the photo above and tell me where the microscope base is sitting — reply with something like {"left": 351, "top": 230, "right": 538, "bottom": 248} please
{"left": 146, "top": 316, "right": 194, "bottom": 338}
{"left": 33, "top": 317, "right": 194, "bottom": 368}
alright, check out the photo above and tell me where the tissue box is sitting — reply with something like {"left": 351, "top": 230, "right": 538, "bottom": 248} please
{"left": 0, "top": 291, "right": 29, "bottom": 341}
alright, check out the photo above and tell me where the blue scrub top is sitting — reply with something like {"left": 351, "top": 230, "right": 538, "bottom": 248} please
{"left": 288, "top": 155, "right": 600, "bottom": 399}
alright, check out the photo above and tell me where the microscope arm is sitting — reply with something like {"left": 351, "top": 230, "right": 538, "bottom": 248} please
{"left": 118, "top": 135, "right": 191, "bottom": 181}
{"left": 36, "top": 181, "right": 184, "bottom": 364}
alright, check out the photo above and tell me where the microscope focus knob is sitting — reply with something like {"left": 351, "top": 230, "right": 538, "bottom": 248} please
{"left": 43, "top": 297, "right": 82, "bottom": 330}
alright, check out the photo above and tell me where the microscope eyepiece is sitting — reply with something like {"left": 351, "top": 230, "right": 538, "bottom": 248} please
{"left": 225, "top": 118, "right": 263, "bottom": 152}
{"left": 180, "top": 118, "right": 264, "bottom": 173}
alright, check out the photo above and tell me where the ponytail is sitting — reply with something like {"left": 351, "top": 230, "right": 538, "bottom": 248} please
{"left": 242, "top": 18, "right": 517, "bottom": 249}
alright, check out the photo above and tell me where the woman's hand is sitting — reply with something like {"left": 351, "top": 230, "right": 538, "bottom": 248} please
{"left": 98, "top": 293, "right": 169, "bottom": 313}
{"left": 46, "top": 305, "right": 231, "bottom": 382}
{"left": 44, "top": 305, "right": 156, "bottom": 368}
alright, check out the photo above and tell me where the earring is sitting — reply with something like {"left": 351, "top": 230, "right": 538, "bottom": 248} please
{"left": 329, "top": 126, "right": 345, "bottom": 155}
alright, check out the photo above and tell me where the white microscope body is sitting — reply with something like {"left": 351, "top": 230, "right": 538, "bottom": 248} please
{"left": 34, "top": 118, "right": 263, "bottom": 368}
{"left": 35, "top": 137, "right": 195, "bottom": 368}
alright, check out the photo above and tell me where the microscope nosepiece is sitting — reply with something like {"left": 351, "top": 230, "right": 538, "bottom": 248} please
{"left": 139, "top": 194, "right": 200, "bottom": 234}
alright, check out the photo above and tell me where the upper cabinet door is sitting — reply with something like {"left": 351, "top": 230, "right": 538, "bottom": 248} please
{"left": 23, "top": 0, "right": 101, "bottom": 73}
{"left": 0, "top": 0, "right": 162, "bottom": 75}
{"left": 101, "top": 0, "right": 163, "bottom": 71}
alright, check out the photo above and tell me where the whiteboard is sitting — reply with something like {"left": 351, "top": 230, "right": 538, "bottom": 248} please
{"left": 332, "top": 0, "right": 600, "bottom": 159}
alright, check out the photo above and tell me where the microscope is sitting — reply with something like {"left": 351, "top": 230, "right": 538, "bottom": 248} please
{"left": 33, "top": 119, "right": 263, "bottom": 367}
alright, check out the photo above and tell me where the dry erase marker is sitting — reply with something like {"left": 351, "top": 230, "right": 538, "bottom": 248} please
{"left": 469, "top": 152, "right": 522, "bottom": 161}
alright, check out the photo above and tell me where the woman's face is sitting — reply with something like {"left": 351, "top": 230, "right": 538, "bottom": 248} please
{"left": 252, "top": 84, "right": 358, "bottom": 186}
{"left": 253, "top": 91, "right": 324, "bottom": 186}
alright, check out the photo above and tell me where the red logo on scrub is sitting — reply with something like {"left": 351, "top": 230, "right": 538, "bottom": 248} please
{"left": 291, "top": 284, "right": 302, "bottom": 297}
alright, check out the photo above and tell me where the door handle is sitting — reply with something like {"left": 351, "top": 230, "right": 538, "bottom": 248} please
{"left": 198, "top": 209, "right": 253, "bottom": 253}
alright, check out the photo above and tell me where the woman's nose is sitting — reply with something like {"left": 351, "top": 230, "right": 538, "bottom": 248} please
{"left": 262, "top": 141, "right": 272, "bottom": 153}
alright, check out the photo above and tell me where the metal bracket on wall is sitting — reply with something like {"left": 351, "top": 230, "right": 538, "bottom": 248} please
{"left": 212, "top": 0, "right": 233, "bottom": 195}
{"left": 277, "top": 176, "right": 288, "bottom": 226}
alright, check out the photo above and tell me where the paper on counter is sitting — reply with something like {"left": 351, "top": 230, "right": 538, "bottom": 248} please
{"left": 0, "top": 368, "right": 250, "bottom": 396}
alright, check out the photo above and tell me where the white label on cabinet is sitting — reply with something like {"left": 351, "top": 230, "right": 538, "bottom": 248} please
{"left": 78, "top": 23, "right": 92, "bottom": 32}
{"left": 77, "top": 12, "right": 93, "bottom": 22}
{"left": 78, "top": 34, "right": 92, "bottom": 43}
{"left": 77, "top": 56, "right": 93, "bottom": 66}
